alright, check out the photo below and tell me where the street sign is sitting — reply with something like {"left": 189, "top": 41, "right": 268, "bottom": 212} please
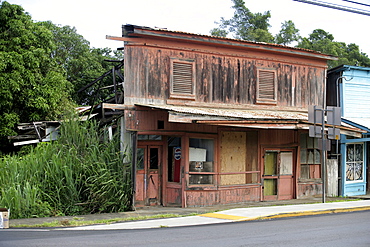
{"left": 308, "top": 105, "right": 323, "bottom": 124}
{"left": 318, "top": 139, "right": 331, "bottom": 151}
{"left": 328, "top": 127, "right": 340, "bottom": 140}
{"left": 309, "top": 126, "right": 322, "bottom": 138}
{"left": 327, "top": 106, "right": 341, "bottom": 126}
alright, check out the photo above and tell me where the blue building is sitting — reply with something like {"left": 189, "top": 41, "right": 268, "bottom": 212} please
{"left": 327, "top": 65, "right": 370, "bottom": 196}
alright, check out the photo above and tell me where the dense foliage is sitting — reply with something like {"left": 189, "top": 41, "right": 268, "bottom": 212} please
{"left": 38, "top": 21, "right": 123, "bottom": 105}
{"left": 0, "top": 2, "right": 74, "bottom": 152}
{"left": 0, "top": 2, "right": 123, "bottom": 154}
{"left": 0, "top": 119, "right": 132, "bottom": 219}
{"left": 297, "top": 29, "right": 370, "bottom": 68}
{"left": 211, "top": 0, "right": 274, "bottom": 43}
{"left": 211, "top": 0, "right": 370, "bottom": 68}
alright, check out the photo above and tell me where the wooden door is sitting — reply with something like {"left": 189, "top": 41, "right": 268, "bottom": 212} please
{"left": 263, "top": 149, "right": 295, "bottom": 201}
{"left": 136, "top": 145, "right": 161, "bottom": 206}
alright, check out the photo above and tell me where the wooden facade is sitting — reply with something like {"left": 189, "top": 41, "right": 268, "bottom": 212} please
{"left": 107, "top": 25, "right": 357, "bottom": 207}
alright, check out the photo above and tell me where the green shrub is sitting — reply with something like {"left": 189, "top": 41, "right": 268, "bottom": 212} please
{"left": 0, "top": 119, "right": 132, "bottom": 219}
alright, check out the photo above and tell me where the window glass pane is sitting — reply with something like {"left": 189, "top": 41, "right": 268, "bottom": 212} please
{"left": 137, "top": 148, "right": 145, "bottom": 170}
{"left": 355, "top": 162, "right": 363, "bottom": 180}
{"left": 346, "top": 163, "right": 354, "bottom": 181}
{"left": 300, "top": 134, "right": 307, "bottom": 148}
{"left": 189, "top": 174, "right": 213, "bottom": 184}
{"left": 280, "top": 152, "right": 293, "bottom": 175}
{"left": 167, "top": 137, "right": 181, "bottom": 183}
{"left": 149, "top": 135, "right": 162, "bottom": 140}
{"left": 189, "top": 138, "right": 214, "bottom": 185}
{"left": 264, "top": 152, "right": 277, "bottom": 175}
{"left": 300, "top": 149, "right": 307, "bottom": 163}
{"left": 313, "top": 138, "right": 318, "bottom": 148}
{"left": 301, "top": 164, "right": 310, "bottom": 179}
{"left": 138, "top": 135, "right": 149, "bottom": 140}
{"left": 307, "top": 150, "right": 314, "bottom": 164}
{"left": 314, "top": 149, "right": 321, "bottom": 164}
{"left": 347, "top": 144, "right": 354, "bottom": 162}
{"left": 355, "top": 144, "right": 363, "bottom": 161}
{"left": 149, "top": 148, "right": 158, "bottom": 169}
{"left": 307, "top": 136, "right": 313, "bottom": 148}
{"left": 264, "top": 179, "right": 277, "bottom": 195}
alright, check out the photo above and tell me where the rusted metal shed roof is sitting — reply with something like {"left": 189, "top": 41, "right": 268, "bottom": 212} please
{"left": 137, "top": 103, "right": 308, "bottom": 121}
{"left": 136, "top": 104, "right": 364, "bottom": 136}
{"left": 108, "top": 24, "right": 337, "bottom": 61}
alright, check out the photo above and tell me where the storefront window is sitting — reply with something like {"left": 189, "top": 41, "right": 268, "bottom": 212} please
{"left": 346, "top": 143, "right": 364, "bottom": 182}
{"left": 189, "top": 138, "right": 214, "bottom": 185}
{"left": 300, "top": 134, "right": 321, "bottom": 179}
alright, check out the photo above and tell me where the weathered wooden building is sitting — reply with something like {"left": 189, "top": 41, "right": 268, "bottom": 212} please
{"left": 107, "top": 25, "right": 362, "bottom": 207}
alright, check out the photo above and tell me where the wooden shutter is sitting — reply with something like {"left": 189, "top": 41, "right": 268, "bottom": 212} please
{"left": 257, "top": 69, "right": 277, "bottom": 104}
{"left": 171, "top": 60, "right": 195, "bottom": 99}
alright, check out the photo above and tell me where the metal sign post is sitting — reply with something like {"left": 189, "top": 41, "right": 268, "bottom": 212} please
{"left": 308, "top": 105, "right": 341, "bottom": 203}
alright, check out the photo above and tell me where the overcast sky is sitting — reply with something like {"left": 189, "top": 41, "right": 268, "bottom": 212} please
{"left": 7, "top": 0, "right": 370, "bottom": 55}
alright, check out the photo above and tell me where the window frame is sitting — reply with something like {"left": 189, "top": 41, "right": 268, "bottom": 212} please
{"left": 187, "top": 136, "right": 217, "bottom": 187}
{"left": 169, "top": 58, "right": 196, "bottom": 100}
{"left": 299, "top": 133, "right": 321, "bottom": 181}
{"left": 345, "top": 142, "right": 364, "bottom": 183}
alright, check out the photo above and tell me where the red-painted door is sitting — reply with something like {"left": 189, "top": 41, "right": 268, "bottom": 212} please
{"left": 136, "top": 145, "right": 161, "bottom": 206}
{"left": 262, "top": 149, "right": 295, "bottom": 201}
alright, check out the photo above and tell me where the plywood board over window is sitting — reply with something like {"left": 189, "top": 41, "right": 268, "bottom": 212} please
{"left": 256, "top": 67, "right": 277, "bottom": 105}
{"left": 170, "top": 58, "right": 195, "bottom": 100}
{"left": 220, "top": 132, "right": 246, "bottom": 185}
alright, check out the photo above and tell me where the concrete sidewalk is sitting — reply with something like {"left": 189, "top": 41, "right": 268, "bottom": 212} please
{"left": 59, "top": 200, "right": 370, "bottom": 230}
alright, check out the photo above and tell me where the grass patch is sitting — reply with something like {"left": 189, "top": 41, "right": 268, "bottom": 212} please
{"left": 11, "top": 213, "right": 185, "bottom": 228}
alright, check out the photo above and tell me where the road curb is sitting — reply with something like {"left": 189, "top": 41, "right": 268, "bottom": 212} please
{"left": 199, "top": 206, "right": 370, "bottom": 222}
{"left": 245, "top": 206, "right": 370, "bottom": 221}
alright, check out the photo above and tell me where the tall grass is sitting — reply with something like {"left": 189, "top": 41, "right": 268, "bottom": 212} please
{"left": 0, "top": 119, "right": 132, "bottom": 219}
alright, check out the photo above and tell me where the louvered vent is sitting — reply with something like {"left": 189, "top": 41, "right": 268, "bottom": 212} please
{"left": 172, "top": 62, "right": 193, "bottom": 95}
{"left": 257, "top": 70, "right": 276, "bottom": 104}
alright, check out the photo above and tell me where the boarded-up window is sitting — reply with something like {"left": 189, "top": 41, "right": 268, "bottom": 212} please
{"left": 220, "top": 131, "right": 259, "bottom": 185}
{"left": 170, "top": 59, "right": 195, "bottom": 100}
{"left": 256, "top": 68, "right": 277, "bottom": 104}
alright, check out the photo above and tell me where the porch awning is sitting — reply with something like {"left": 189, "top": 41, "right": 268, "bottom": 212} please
{"left": 342, "top": 118, "right": 370, "bottom": 132}
{"left": 136, "top": 104, "right": 365, "bottom": 137}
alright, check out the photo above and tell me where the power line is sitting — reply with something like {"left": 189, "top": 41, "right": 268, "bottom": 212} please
{"left": 342, "top": 0, "right": 370, "bottom": 8}
{"left": 293, "top": 0, "right": 370, "bottom": 16}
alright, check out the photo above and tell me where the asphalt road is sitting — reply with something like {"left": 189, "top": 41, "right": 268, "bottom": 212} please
{"left": 1, "top": 211, "right": 369, "bottom": 247}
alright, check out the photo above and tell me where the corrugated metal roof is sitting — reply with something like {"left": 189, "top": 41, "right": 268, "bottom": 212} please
{"left": 136, "top": 104, "right": 364, "bottom": 136}
{"left": 123, "top": 24, "right": 337, "bottom": 60}
{"left": 136, "top": 104, "right": 308, "bottom": 121}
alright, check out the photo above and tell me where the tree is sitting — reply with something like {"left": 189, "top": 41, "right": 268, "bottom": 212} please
{"left": 297, "top": 29, "right": 370, "bottom": 68}
{"left": 211, "top": 0, "right": 274, "bottom": 42}
{"left": 275, "top": 20, "right": 300, "bottom": 46}
{"left": 38, "top": 21, "right": 121, "bottom": 105}
{"left": 0, "top": 1, "right": 74, "bottom": 153}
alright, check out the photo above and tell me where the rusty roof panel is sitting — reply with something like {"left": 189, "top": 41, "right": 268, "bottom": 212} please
{"left": 120, "top": 24, "right": 337, "bottom": 61}
{"left": 136, "top": 104, "right": 308, "bottom": 121}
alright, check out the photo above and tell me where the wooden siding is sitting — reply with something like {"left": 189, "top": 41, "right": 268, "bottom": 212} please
{"left": 246, "top": 131, "right": 259, "bottom": 183}
{"left": 342, "top": 69, "right": 370, "bottom": 118}
{"left": 124, "top": 45, "right": 326, "bottom": 108}
{"left": 259, "top": 129, "right": 297, "bottom": 146}
{"left": 125, "top": 108, "right": 219, "bottom": 133}
{"left": 185, "top": 186, "right": 260, "bottom": 207}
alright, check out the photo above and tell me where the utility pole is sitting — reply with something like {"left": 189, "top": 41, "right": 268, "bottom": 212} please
{"left": 309, "top": 106, "right": 341, "bottom": 203}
